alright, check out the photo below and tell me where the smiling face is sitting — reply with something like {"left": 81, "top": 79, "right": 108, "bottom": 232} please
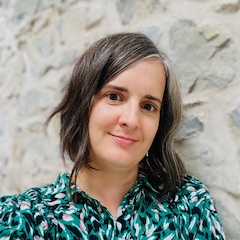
{"left": 88, "top": 57, "right": 166, "bottom": 173}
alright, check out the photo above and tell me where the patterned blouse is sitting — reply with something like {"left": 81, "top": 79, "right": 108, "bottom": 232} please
{"left": 0, "top": 173, "right": 225, "bottom": 239}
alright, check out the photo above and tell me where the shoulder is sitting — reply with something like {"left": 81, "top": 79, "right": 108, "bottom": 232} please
{"left": 170, "top": 175, "right": 225, "bottom": 239}
{"left": 175, "top": 175, "right": 210, "bottom": 200}
{"left": 0, "top": 173, "right": 70, "bottom": 206}
{"left": 171, "top": 175, "right": 215, "bottom": 211}
{"left": 0, "top": 173, "right": 70, "bottom": 238}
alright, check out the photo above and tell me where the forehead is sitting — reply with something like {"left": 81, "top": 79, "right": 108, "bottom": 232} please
{"left": 106, "top": 57, "right": 166, "bottom": 96}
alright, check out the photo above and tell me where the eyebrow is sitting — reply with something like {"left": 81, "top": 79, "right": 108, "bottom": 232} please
{"left": 104, "top": 84, "right": 162, "bottom": 104}
{"left": 144, "top": 94, "right": 162, "bottom": 104}
{"left": 104, "top": 84, "right": 128, "bottom": 93}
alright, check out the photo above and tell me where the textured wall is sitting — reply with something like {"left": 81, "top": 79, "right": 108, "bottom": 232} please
{"left": 0, "top": 0, "right": 240, "bottom": 239}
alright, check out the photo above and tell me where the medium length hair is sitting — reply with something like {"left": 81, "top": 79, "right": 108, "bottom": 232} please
{"left": 47, "top": 32, "right": 185, "bottom": 197}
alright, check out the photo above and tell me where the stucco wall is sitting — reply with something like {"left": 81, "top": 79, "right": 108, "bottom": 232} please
{"left": 0, "top": 0, "right": 239, "bottom": 239}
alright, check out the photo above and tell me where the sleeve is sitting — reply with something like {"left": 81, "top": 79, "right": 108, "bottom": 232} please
{"left": 0, "top": 194, "right": 46, "bottom": 239}
{"left": 187, "top": 185, "right": 226, "bottom": 239}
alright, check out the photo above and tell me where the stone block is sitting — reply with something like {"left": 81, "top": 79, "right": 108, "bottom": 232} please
{"left": 176, "top": 116, "right": 203, "bottom": 141}
{"left": 0, "top": 19, "right": 6, "bottom": 41}
{"left": 169, "top": 20, "right": 236, "bottom": 94}
{"left": 1, "top": 45, "right": 15, "bottom": 64}
{"left": 214, "top": 193, "right": 240, "bottom": 240}
{"left": 51, "top": 48, "right": 78, "bottom": 69}
{"left": 19, "top": 88, "right": 53, "bottom": 116}
{"left": 149, "top": 0, "right": 168, "bottom": 11}
{"left": 32, "top": 15, "right": 49, "bottom": 34}
{"left": 140, "top": 26, "right": 161, "bottom": 46}
{"left": 34, "top": 30, "right": 53, "bottom": 56}
{"left": 57, "top": 10, "right": 85, "bottom": 44}
{"left": 216, "top": 0, "right": 240, "bottom": 13}
{"left": 54, "top": 0, "right": 79, "bottom": 10}
{"left": 116, "top": 0, "right": 135, "bottom": 25}
{"left": 230, "top": 104, "right": 240, "bottom": 128}
{"left": 10, "top": 0, "right": 42, "bottom": 21}
{"left": 85, "top": 4, "right": 104, "bottom": 30}
{"left": 200, "top": 25, "right": 219, "bottom": 41}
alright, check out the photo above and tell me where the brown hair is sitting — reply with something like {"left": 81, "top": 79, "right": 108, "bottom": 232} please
{"left": 47, "top": 32, "right": 185, "bottom": 197}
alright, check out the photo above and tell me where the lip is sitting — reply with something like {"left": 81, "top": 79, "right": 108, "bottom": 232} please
{"left": 110, "top": 133, "right": 138, "bottom": 146}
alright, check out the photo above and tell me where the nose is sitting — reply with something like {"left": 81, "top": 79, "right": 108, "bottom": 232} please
{"left": 118, "top": 102, "right": 140, "bottom": 129}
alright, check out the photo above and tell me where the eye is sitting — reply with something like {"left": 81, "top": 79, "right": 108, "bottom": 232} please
{"left": 142, "top": 103, "right": 156, "bottom": 112}
{"left": 106, "top": 93, "right": 122, "bottom": 101}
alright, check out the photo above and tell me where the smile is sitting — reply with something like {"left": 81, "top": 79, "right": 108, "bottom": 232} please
{"left": 109, "top": 133, "right": 137, "bottom": 146}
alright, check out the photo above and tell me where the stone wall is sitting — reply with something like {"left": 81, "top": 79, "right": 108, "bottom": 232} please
{"left": 0, "top": 0, "right": 239, "bottom": 239}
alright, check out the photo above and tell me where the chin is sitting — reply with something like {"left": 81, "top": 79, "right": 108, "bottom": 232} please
{"left": 105, "top": 155, "right": 139, "bottom": 169}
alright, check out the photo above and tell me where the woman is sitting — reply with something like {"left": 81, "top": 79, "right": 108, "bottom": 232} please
{"left": 0, "top": 33, "right": 225, "bottom": 239}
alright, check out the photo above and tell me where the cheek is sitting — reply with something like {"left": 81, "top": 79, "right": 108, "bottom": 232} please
{"left": 145, "top": 119, "right": 159, "bottom": 142}
{"left": 89, "top": 105, "right": 117, "bottom": 132}
{"left": 151, "top": 126, "right": 159, "bottom": 142}
{"left": 89, "top": 102, "right": 106, "bottom": 125}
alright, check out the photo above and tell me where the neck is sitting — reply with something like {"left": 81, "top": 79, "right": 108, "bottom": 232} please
{"left": 76, "top": 167, "right": 138, "bottom": 218}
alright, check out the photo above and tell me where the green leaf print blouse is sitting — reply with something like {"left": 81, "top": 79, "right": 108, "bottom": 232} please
{"left": 0, "top": 173, "right": 225, "bottom": 239}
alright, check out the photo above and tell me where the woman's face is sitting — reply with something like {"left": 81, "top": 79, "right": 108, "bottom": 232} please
{"left": 88, "top": 57, "right": 166, "bottom": 173}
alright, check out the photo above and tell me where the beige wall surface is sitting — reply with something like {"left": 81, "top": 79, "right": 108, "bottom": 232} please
{"left": 0, "top": 0, "right": 239, "bottom": 239}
